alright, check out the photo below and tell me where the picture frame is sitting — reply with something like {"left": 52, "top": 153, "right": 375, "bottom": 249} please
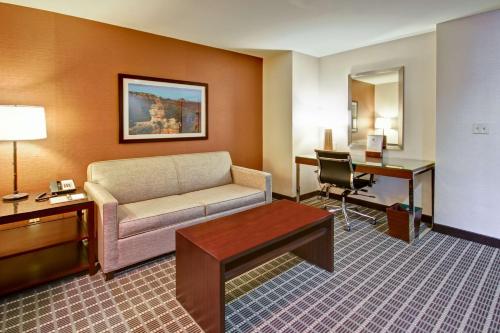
{"left": 366, "top": 134, "right": 384, "bottom": 152}
{"left": 351, "top": 100, "right": 358, "bottom": 133}
{"left": 119, "top": 73, "right": 208, "bottom": 143}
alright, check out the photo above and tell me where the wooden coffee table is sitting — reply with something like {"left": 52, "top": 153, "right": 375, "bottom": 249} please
{"left": 176, "top": 200, "right": 333, "bottom": 333}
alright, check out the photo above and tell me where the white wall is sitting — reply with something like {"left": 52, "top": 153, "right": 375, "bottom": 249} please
{"left": 436, "top": 10, "right": 500, "bottom": 238}
{"left": 263, "top": 51, "right": 294, "bottom": 196}
{"left": 263, "top": 51, "right": 321, "bottom": 197}
{"left": 292, "top": 52, "right": 321, "bottom": 195}
{"left": 264, "top": 34, "right": 436, "bottom": 212}
{"left": 318, "top": 33, "right": 436, "bottom": 214}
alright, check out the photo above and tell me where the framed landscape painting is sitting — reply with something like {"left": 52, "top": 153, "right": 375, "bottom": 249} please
{"left": 351, "top": 100, "right": 358, "bottom": 133}
{"left": 119, "top": 74, "right": 208, "bottom": 143}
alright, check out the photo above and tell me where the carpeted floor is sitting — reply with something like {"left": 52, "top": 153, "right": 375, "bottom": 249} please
{"left": 1, "top": 198, "right": 499, "bottom": 333}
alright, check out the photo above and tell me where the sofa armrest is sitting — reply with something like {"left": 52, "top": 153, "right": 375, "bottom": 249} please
{"left": 231, "top": 165, "right": 272, "bottom": 203}
{"left": 84, "top": 181, "right": 119, "bottom": 273}
{"left": 85, "top": 182, "right": 118, "bottom": 208}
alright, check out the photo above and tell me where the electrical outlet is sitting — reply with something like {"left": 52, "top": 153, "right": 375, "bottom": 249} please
{"left": 472, "top": 123, "right": 489, "bottom": 134}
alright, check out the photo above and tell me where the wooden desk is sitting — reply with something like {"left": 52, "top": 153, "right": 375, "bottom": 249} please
{"left": 176, "top": 200, "right": 333, "bottom": 333}
{"left": 295, "top": 155, "right": 435, "bottom": 242}
{"left": 0, "top": 193, "right": 96, "bottom": 296}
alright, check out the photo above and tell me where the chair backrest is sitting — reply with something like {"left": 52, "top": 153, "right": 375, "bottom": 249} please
{"left": 315, "top": 149, "right": 354, "bottom": 189}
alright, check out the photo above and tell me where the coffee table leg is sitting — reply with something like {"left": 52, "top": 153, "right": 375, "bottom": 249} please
{"left": 176, "top": 233, "right": 225, "bottom": 333}
{"left": 292, "top": 221, "right": 334, "bottom": 272}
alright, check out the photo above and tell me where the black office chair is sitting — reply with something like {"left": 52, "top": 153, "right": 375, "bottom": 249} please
{"left": 315, "top": 149, "right": 377, "bottom": 231}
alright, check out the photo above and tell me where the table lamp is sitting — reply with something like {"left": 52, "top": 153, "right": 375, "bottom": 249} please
{"left": 323, "top": 128, "right": 333, "bottom": 151}
{"left": 0, "top": 105, "right": 47, "bottom": 201}
{"left": 375, "top": 117, "right": 391, "bottom": 148}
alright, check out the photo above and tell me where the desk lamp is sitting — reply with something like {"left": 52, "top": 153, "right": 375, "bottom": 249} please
{"left": 0, "top": 105, "right": 47, "bottom": 201}
{"left": 375, "top": 117, "right": 391, "bottom": 149}
{"left": 323, "top": 128, "right": 333, "bottom": 151}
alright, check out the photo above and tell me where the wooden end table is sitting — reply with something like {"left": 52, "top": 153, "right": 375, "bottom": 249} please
{"left": 0, "top": 192, "right": 96, "bottom": 296}
{"left": 176, "top": 200, "right": 333, "bottom": 333}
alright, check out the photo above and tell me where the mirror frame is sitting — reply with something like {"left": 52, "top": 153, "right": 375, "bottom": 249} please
{"left": 348, "top": 66, "right": 405, "bottom": 150}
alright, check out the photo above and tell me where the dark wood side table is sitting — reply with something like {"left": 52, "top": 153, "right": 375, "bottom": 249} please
{"left": 0, "top": 193, "right": 96, "bottom": 296}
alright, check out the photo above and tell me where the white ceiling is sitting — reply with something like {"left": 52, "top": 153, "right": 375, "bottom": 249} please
{"left": 354, "top": 72, "right": 399, "bottom": 85}
{"left": 3, "top": 0, "right": 500, "bottom": 57}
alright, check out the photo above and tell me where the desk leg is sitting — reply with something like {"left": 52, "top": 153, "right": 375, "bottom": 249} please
{"left": 431, "top": 167, "right": 435, "bottom": 228}
{"left": 408, "top": 176, "right": 416, "bottom": 242}
{"left": 296, "top": 163, "right": 301, "bottom": 202}
{"left": 87, "top": 204, "right": 97, "bottom": 275}
{"left": 176, "top": 233, "right": 224, "bottom": 333}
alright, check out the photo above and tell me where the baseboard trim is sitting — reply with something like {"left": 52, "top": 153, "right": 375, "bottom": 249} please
{"left": 279, "top": 190, "right": 431, "bottom": 220}
{"left": 324, "top": 192, "right": 434, "bottom": 221}
{"left": 272, "top": 191, "right": 498, "bottom": 248}
{"left": 433, "top": 224, "right": 500, "bottom": 249}
{"left": 271, "top": 192, "right": 295, "bottom": 201}
{"left": 300, "top": 191, "right": 319, "bottom": 201}
{"left": 272, "top": 191, "right": 318, "bottom": 201}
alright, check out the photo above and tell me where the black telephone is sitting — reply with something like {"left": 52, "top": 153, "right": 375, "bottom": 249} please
{"left": 50, "top": 179, "right": 76, "bottom": 195}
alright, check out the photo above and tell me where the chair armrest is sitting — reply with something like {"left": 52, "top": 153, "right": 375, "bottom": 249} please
{"left": 84, "top": 181, "right": 119, "bottom": 272}
{"left": 231, "top": 165, "right": 272, "bottom": 203}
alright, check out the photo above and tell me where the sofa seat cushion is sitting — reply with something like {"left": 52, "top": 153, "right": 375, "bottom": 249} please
{"left": 181, "top": 184, "right": 265, "bottom": 216}
{"left": 118, "top": 195, "right": 205, "bottom": 239}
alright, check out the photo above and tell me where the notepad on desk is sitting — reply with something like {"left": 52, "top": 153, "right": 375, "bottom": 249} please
{"left": 49, "top": 193, "right": 86, "bottom": 204}
{"left": 386, "top": 164, "right": 404, "bottom": 169}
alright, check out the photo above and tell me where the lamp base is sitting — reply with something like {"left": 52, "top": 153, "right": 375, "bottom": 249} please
{"left": 2, "top": 192, "right": 29, "bottom": 201}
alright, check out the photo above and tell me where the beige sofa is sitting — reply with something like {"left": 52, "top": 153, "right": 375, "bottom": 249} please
{"left": 84, "top": 151, "right": 271, "bottom": 278}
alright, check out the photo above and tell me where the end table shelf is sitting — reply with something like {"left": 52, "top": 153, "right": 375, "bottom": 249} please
{"left": 0, "top": 193, "right": 96, "bottom": 296}
{"left": 0, "top": 216, "right": 88, "bottom": 258}
{"left": 0, "top": 242, "right": 89, "bottom": 296}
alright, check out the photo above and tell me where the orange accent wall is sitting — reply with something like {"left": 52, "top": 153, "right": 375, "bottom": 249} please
{"left": 0, "top": 4, "right": 262, "bottom": 194}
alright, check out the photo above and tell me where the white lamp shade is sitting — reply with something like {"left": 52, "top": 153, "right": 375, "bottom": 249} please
{"left": 0, "top": 105, "right": 47, "bottom": 141}
{"left": 374, "top": 117, "right": 391, "bottom": 130}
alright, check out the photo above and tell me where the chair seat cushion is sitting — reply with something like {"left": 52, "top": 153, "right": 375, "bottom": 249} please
{"left": 181, "top": 184, "right": 265, "bottom": 215}
{"left": 118, "top": 196, "right": 205, "bottom": 239}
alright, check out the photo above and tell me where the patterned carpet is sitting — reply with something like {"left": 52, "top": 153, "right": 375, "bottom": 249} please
{"left": 1, "top": 198, "right": 499, "bottom": 333}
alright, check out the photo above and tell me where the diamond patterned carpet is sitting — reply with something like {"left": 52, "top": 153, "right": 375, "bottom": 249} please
{"left": 1, "top": 198, "right": 499, "bottom": 333}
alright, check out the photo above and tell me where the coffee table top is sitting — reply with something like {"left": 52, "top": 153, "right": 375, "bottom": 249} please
{"left": 176, "top": 200, "right": 332, "bottom": 262}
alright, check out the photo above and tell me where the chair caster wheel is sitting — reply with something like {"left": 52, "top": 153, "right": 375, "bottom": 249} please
{"left": 344, "top": 225, "right": 351, "bottom": 232}
{"left": 371, "top": 219, "right": 377, "bottom": 225}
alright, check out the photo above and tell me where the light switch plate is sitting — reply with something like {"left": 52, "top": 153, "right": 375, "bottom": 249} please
{"left": 472, "top": 123, "right": 489, "bottom": 134}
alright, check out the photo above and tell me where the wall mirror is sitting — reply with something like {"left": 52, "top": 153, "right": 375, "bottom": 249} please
{"left": 348, "top": 66, "right": 404, "bottom": 150}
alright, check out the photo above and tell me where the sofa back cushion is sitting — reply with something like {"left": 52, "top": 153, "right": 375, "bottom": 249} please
{"left": 87, "top": 156, "right": 180, "bottom": 204}
{"left": 172, "top": 151, "right": 233, "bottom": 193}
